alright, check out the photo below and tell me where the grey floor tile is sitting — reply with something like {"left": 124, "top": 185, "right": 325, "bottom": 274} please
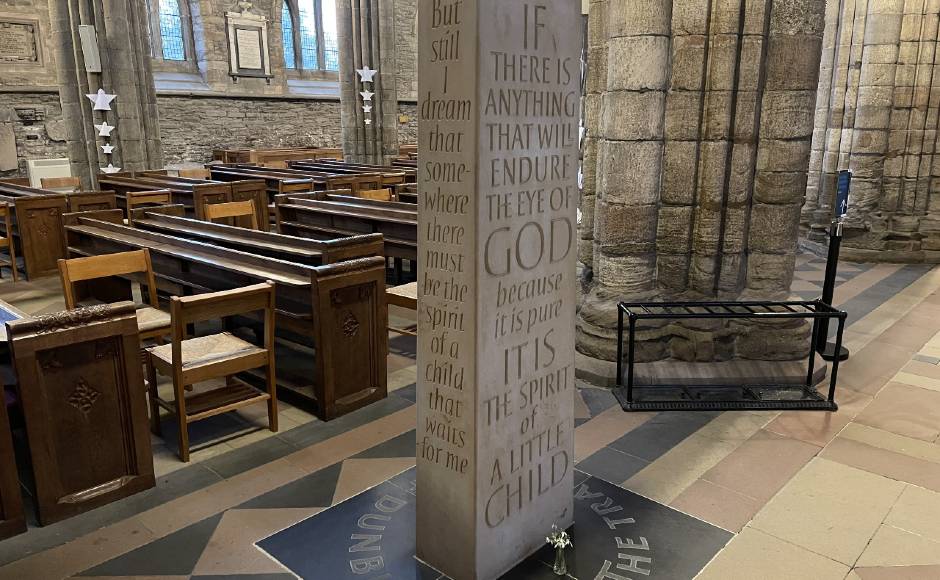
{"left": 578, "top": 386, "right": 617, "bottom": 417}
{"left": 77, "top": 513, "right": 224, "bottom": 577}
{"left": 608, "top": 411, "right": 718, "bottom": 462}
{"left": 575, "top": 446, "right": 650, "bottom": 486}
{"left": 237, "top": 462, "right": 343, "bottom": 510}
{"left": 279, "top": 395, "right": 412, "bottom": 448}
{"left": 202, "top": 436, "right": 297, "bottom": 479}
{"left": 352, "top": 430, "right": 416, "bottom": 459}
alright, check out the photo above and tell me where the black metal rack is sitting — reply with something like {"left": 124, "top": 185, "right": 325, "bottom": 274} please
{"left": 615, "top": 300, "right": 847, "bottom": 412}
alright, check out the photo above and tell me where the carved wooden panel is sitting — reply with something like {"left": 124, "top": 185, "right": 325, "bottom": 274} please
{"left": 310, "top": 257, "right": 388, "bottom": 419}
{"left": 14, "top": 195, "right": 69, "bottom": 279}
{"left": 9, "top": 302, "right": 154, "bottom": 525}
{"left": 0, "top": 383, "right": 26, "bottom": 540}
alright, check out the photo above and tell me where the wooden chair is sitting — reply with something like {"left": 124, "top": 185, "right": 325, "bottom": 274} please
{"left": 40, "top": 176, "right": 81, "bottom": 193}
{"left": 205, "top": 199, "right": 260, "bottom": 230}
{"left": 360, "top": 188, "right": 394, "bottom": 202}
{"left": 58, "top": 249, "right": 171, "bottom": 342}
{"left": 0, "top": 203, "right": 17, "bottom": 282}
{"left": 178, "top": 168, "right": 210, "bottom": 179}
{"left": 145, "top": 282, "right": 277, "bottom": 461}
{"left": 387, "top": 281, "right": 417, "bottom": 337}
{"left": 125, "top": 189, "right": 173, "bottom": 221}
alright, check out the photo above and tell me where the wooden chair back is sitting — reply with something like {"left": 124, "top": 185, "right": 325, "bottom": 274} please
{"left": 58, "top": 249, "right": 159, "bottom": 310}
{"left": 178, "top": 168, "right": 210, "bottom": 179}
{"left": 205, "top": 199, "right": 259, "bottom": 230}
{"left": 40, "top": 176, "right": 81, "bottom": 192}
{"left": 0, "top": 202, "right": 17, "bottom": 282}
{"left": 360, "top": 188, "right": 393, "bottom": 202}
{"left": 171, "top": 282, "right": 275, "bottom": 329}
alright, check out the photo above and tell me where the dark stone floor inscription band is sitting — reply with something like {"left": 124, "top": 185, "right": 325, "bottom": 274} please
{"left": 258, "top": 469, "right": 731, "bottom": 579}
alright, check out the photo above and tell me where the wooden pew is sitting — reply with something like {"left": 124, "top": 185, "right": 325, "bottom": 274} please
{"left": 99, "top": 173, "right": 266, "bottom": 229}
{"left": 99, "top": 174, "right": 229, "bottom": 218}
{"left": 287, "top": 161, "right": 385, "bottom": 192}
{"left": 0, "top": 180, "right": 117, "bottom": 279}
{"left": 207, "top": 166, "right": 318, "bottom": 201}
{"left": 137, "top": 171, "right": 268, "bottom": 229}
{"left": 213, "top": 147, "right": 344, "bottom": 164}
{"left": 219, "top": 163, "right": 374, "bottom": 195}
{"left": 129, "top": 204, "right": 384, "bottom": 265}
{"left": 63, "top": 210, "right": 388, "bottom": 420}
{"left": 316, "top": 159, "right": 415, "bottom": 184}
{"left": 275, "top": 191, "right": 418, "bottom": 263}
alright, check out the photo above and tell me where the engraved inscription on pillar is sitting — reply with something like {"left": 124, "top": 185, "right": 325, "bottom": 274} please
{"left": 417, "top": 1, "right": 580, "bottom": 578}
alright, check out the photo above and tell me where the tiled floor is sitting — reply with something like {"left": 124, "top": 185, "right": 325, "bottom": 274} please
{"left": 0, "top": 252, "right": 939, "bottom": 579}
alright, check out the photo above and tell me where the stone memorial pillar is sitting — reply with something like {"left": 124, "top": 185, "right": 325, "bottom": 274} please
{"left": 416, "top": 1, "right": 581, "bottom": 578}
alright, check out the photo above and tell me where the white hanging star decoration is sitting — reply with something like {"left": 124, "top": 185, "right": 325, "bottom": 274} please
{"left": 364, "top": 119, "right": 372, "bottom": 125}
{"left": 360, "top": 91, "right": 374, "bottom": 102}
{"left": 363, "top": 105, "right": 373, "bottom": 113}
{"left": 94, "top": 121, "right": 116, "bottom": 137}
{"left": 86, "top": 89, "right": 117, "bottom": 111}
{"left": 101, "top": 143, "right": 115, "bottom": 155}
{"left": 100, "top": 164, "right": 122, "bottom": 174}
{"left": 356, "top": 67, "right": 378, "bottom": 83}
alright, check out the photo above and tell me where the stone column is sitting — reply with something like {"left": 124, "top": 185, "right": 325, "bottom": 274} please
{"left": 804, "top": 0, "right": 865, "bottom": 242}
{"left": 416, "top": 1, "right": 580, "bottom": 578}
{"left": 577, "top": 0, "right": 825, "bottom": 365}
{"left": 337, "top": 0, "right": 399, "bottom": 163}
{"left": 50, "top": 0, "right": 163, "bottom": 187}
{"left": 578, "top": 0, "right": 608, "bottom": 272}
{"left": 804, "top": 0, "right": 940, "bottom": 260}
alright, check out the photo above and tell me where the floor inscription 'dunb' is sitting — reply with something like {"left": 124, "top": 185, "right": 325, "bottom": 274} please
{"left": 416, "top": 0, "right": 582, "bottom": 577}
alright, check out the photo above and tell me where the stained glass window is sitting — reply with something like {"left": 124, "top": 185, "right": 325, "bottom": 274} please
{"left": 282, "top": 1, "right": 296, "bottom": 69}
{"left": 321, "top": 0, "right": 339, "bottom": 71}
{"left": 298, "top": 0, "right": 318, "bottom": 70}
{"left": 158, "top": 0, "right": 186, "bottom": 61}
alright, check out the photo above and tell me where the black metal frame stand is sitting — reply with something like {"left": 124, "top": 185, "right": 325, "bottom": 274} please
{"left": 614, "top": 300, "right": 847, "bottom": 412}
{"left": 816, "top": 220, "right": 850, "bottom": 361}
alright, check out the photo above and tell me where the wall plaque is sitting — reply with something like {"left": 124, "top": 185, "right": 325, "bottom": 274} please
{"left": 226, "top": 2, "right": 272, "bottom": 81}
{"left": 0, "top": 18, "right": 41, "bottom": 64}
{"left": 235, "top": 27, "right": 264, "bottom": 70}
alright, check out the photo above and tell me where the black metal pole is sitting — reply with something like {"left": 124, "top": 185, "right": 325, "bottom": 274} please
{"left": 616, "top": 305, "right": 624, "bottom": 388}
{"left": 817, "top": 220, "right": 850, "bottom": 362}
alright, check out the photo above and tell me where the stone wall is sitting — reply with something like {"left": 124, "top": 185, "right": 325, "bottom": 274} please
{"left": 398, "top": 102, "right": 417, "bottom": 144}
{"left": 0, "top": 0, "right": 420, "bottom": 174}
{"left": 805, "top": 0, "right": 940, "bottom": 262}
{"left": 578, "top": 0, "right": 826, "bottom": 363}
{"left": 157, "top": 95, "right": 343, "bottom": 165}
{"left": 395, "top": 0, "right": 417, "bottom": 102}
{"left": 0, "top": 91, "right": 68, "bottom": 177}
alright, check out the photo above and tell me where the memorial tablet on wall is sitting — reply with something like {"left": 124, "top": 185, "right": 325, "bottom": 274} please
{"left": 0, "top": 17, "right": 41, "bottom": 65}
{"left": 226, "top": 2, "right": 272, "bottom": 80}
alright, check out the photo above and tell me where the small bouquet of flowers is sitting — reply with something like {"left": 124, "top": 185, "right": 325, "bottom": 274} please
{"left": 546, "top": 524, "right": 572, "bottom": 549}
{"left": 546, "top": 524, "right": 572, "bottom": 575}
